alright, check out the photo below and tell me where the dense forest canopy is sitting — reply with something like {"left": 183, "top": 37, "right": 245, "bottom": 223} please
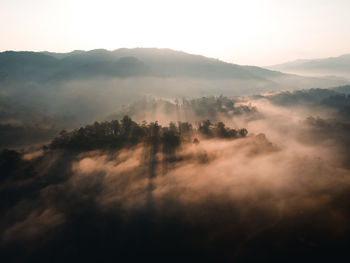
{"left": 50, "top": 116, "right": 248, "bottom": 151}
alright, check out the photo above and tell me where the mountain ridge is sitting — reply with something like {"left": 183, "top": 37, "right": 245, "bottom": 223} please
{"left": 0, "top": 48, "right": 283, "bottom": 81}
{"left": 268, "top": 53, "right": 350, "bottom": 78}
{"left": 0, "top": 48, "right": 348, "bottom": 108}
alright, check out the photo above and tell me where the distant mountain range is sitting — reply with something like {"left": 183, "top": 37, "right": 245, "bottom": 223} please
{"left": 1, "top": 48, "right": 348, "bottom": 92}
{"left": 0, "top": 48, "right": 349, "bottom": 127}
{"left": 0, "top": 48, "right": 284, "bottom": 82}
{"left": 268, "top": 53, "right": 350, "bottom": 78}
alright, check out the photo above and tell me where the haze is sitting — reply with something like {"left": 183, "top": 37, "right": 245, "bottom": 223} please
{"left": 1, "top": 0, "right": 350, "bottom": 66}
{"left": 2, "top": 1, "right": 350, "bottom": 262}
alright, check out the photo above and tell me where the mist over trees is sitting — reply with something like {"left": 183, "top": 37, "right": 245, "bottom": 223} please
{"left": 2, "top": 49, "right": 350, "bottom": 262}
{"left": 50, "top": 116, "right": 248, "bottom": 151}
{"left": 264, "top": 86, "right": 350, "bottom": 105}
{"left": 108, "top": 95, "right": 260, "bottom": 123}
{"left": 2, "top": 103, "right": 350, "bottom": 262}
{"left": 263, "top": 86, "right": 350, "bottom": 120}
{"left": 0, "top": 49, "right": 349, "bottom": 150}
{"left": 0, "top": 49, "right": 348, "bottom": 128}
{"left": 0, "top": 94, "right": 257, "bottom": 149}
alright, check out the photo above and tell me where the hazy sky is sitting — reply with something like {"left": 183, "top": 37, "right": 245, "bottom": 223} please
{"left": 1, "top": 0, "right": 349, "bottom": 66}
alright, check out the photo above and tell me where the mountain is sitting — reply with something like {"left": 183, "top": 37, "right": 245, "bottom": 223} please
{"left": 268, "top": 53, "right": 350, "bottom": 78}
{"left": 0, "top": 51, "right": 58, "bottom": 81}
{"left": 0, "top": 48, "right": 349, "bottom": 129}
{"left": 1, "top": 48, "right": 349, "bottom": 85}
{"left": 0, "top": 48, "right": 283, "bottom": 81}
{"left": 1, "top": 48, "right": 348, "bottom": 89}
{"left": 41, "top": 50, "right": 85, "bottom": 59}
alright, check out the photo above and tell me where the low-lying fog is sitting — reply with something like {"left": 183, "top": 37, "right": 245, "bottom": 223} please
{"left": 2, "top": 87, "right": 350, "bottom": 262}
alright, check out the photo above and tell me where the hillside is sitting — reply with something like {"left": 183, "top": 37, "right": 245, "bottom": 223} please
{"left": 1, "top": 48, "right": 348, "bottom": 91}
{"left": 269, "top": 53, "right": 350, "bottom": 78}
{"left": 0, "top": 48, "right": 283, "bottom": 81}
{"left": 0, "top": 48, "right": 348, "bottom": 142}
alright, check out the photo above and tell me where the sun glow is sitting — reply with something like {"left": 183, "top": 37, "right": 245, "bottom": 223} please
{"left": 1, "top": 0, "right": 350, "bottom": 65}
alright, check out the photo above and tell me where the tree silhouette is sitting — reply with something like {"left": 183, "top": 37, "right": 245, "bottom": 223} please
{"left": 50, "top": 116, "right": 248, "bottom": 151}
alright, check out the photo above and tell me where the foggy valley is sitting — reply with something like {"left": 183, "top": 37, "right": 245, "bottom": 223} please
{"left": 2, "top": 0, "right": 350, "bottom": 259}
{"left": 1, "top": 47, "right": 350, "bottom": 262}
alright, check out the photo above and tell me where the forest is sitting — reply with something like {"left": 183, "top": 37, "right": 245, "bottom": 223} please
{"left": 1, "top": 56, "right": 350, "bottom": 263}
{"left": 3, "top": 0, "right": 350, "bottom": 260}
{"left": 50, "top": 116, "right": 248, "bottom": 151}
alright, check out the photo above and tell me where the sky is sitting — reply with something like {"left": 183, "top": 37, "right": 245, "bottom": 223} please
{"left": 0, "top": 0, "right": 350, "bottom": 66}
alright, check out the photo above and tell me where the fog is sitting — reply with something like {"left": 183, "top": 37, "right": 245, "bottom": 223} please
{"left": 2, "top": 87, "right": 350, "bottom": 262}
{"left": 1, "top": 49, "right": 349, "bottom": 151}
